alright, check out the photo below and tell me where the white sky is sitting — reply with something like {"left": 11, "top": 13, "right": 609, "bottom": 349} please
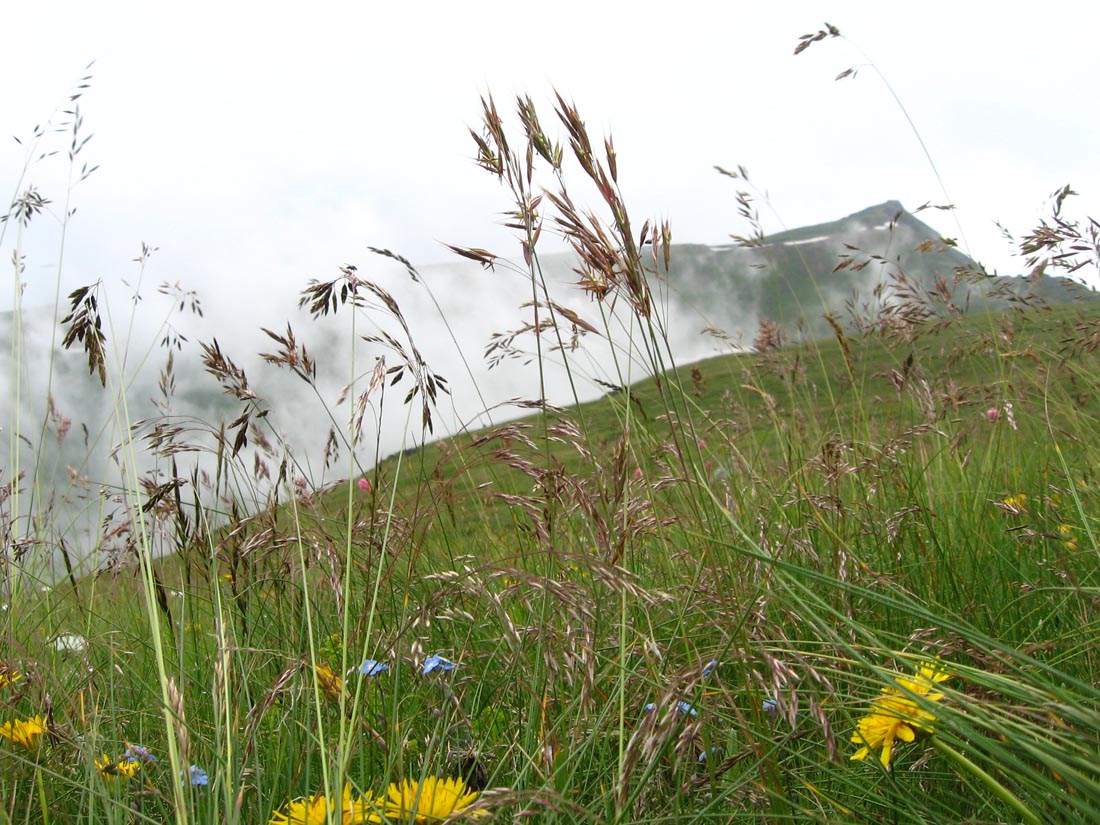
{"left": 3, "top": 1, "right": 1098, "bottom": 310}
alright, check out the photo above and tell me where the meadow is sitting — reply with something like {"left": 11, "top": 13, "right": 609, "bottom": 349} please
{"left": 4, "top": 61, "right": 1100, "bottom": 825}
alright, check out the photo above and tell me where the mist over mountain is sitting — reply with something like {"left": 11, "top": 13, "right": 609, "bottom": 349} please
{"left": 3, "top": 200, "right": 1091, "bottom": 580}
{"left": 657, "top": 200, "right": 1096, "bottom": 346}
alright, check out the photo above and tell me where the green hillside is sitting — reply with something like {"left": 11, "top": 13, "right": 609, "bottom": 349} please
{"left": 350, "top": 301, "right": 1100, "bottom": 558}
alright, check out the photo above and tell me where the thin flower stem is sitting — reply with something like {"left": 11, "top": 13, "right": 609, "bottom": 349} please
{"left": 930, "top": 736, "right": 1041, "bottom": 825}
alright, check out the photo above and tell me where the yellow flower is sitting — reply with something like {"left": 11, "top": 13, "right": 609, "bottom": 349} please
{"left": 0, "top": 715, "right": 46, "bottom": 751}
{"left": 1057, "top": 524, "right": 1078, "bottom": 550}
{"left": 373, "top": 776, "right": 485, "bottom": 822}
{"left": 95, "top": 754, "right": 141, "bottom": 781}
{"left": 0, "top": 668, "right": 21, "bottom": 689}
{"left": 269, "top": 784, "right": 370, "bottom": 824}
{"left": 1000, "top": 493, "right": 1028, "bottom": 513}
{"left": 851, "top": 662, "right": 949, "bottom": 768}
{"left": 314, "top": 663, "right": 344, "bottom": 702}
{"left": 896, "top": 662, "right": 950, "bottom": 700}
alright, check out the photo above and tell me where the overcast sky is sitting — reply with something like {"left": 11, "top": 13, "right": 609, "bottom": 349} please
{"left": 4, "top": 0, "right": 1098, "bottom": 318}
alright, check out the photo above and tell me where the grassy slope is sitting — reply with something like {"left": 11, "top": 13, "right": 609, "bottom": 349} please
{"left": 12, "top": 298, "right": 1100, "bottom": 824}
{"left": 104, "top": 297, "right": 1100, "bottom": 621}
{"left": 358, "top": 300, "right": 1099, "bottom": 548}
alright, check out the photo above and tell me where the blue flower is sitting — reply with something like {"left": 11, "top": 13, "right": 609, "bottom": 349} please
{"left": 422, "top": 654, "right": 456, "bottom": 675}
{"left": 643, "top": 700, "right": 698, "bottom": 717}
{"left": 186, "top": 765, "right": 209, "bottom": 786}
{"left": 698, "top": 747, "right": 723, "bottom": 763}
{"left": 702, "top": 660, "right": 719, "bottom": 678}
{"left": 123, "top": 744, "right": 157, "bottom": 763}
{"left": 359, "top": 659, "right": 390, "bottom": 677}
{"left": 762, "top": 698, "right": 778, "bottom": 717}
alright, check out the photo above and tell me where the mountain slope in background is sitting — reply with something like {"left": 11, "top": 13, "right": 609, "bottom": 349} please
{"left": 656, "top": 200, "right": 1096, "bottom": 346}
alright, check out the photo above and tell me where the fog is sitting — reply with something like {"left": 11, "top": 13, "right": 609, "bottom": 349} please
{"left": 2, "top": 237, "right": 753, "bottom": 582}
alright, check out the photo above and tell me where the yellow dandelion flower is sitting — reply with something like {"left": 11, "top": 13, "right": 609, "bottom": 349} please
{"left": 1000, "top": 493, "right": 1028, "bottom": 513}
{"left": 269, "top": 784, "right": 370, "bottom": 825}
{"left": 896, "top": 662, "right": 950, "bottom": 700}
{"left": 95, "top": 754, "right": 141, "bottom": 781}
{"left": 851, "top": 662, "right": 949, "bottom": 768}
{"left": 0, "top": 668, "right": 21, "bottom": 689}
{"left": 314, "top": 663, "right": 344, "bottom": 702}
{"left": 0, "top": 715, "right": 46, "bottom": 751}
{"left": 376, "top": 776, "right": 486, "bottom": 822}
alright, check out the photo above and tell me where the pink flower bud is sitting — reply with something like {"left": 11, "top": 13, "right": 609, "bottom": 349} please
{"left": 357, "top": 477, "right": 372, "bottom": 492}
{"left": 986, "top": 408, "right": 999, "bottom": 422}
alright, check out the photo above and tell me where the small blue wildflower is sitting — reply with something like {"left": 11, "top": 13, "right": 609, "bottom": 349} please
{"left": 643, "top": 700, "right": 698, "bottom": 717}
{"left": 762, "top": 698, "right": 778, "bottom": 717}
{"left": 359, "top": 659, "right": 390, "bottom": 677}
{"left": 702, "top": 660, "right": 719, "bottom": 678}
{"left": 698, "top": 747, "right": 723, "bottom": 763}
{"left": 186, "top": 765, "right": 209, "bottom": 786}
{"left": 422, "top": 654, "right": 455, "bottom": 675}
{"left": 123, "top": 744, "right": 157, "bottom": 763}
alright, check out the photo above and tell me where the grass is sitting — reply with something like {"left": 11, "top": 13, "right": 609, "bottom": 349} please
{"left": 4, "top": 49, "right": 1100, "bottom": 825}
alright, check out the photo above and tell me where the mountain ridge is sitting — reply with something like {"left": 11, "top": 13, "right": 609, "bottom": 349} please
{"left": 653, "top": 200, "right": 1095, "bottom": 344}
